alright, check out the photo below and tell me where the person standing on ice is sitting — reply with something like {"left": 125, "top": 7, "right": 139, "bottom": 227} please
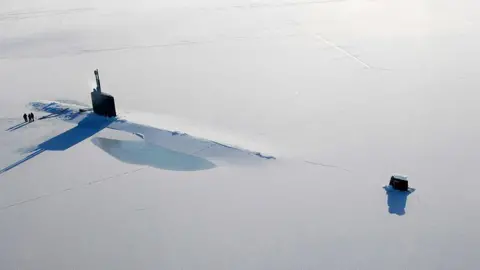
{"left": 30, "top": 112, "right": 34, "bottom": 122}
{"left": 23, "top": 113, "right": 27, "bottom": 122}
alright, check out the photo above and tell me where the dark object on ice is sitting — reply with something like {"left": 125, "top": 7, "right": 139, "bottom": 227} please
{"left": 79, "top": 108, "right": 93, "bottom": 113}
{"left": 27, "top": 112, "right": 34, "bottom": 122}
{"left": 23, "top": 113, "right": 27, "bottom": 122}
{"left": 389, "top": 174, "right": 409, "bottom": 191}
{"left": 91, "top": 69, "right": 117, "bottom": 118}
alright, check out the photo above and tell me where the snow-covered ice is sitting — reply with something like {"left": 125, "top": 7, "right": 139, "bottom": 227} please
{"left": 1, "top": 0, "right": 480, "bottom": 269}
{"left": 1, "top": 100, "right": 273, "bottom": 172}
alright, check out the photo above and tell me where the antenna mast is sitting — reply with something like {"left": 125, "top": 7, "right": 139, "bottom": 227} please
{"left": 94, "top": 69, "right": 102, "bottom": 92}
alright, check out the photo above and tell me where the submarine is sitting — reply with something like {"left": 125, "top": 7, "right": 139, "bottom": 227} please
{"left": 90, "top": 69, "right": 117, "bottom": 117}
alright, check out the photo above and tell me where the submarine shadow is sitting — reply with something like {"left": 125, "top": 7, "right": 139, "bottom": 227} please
{"left": 91, "top": 137, "right": 216, "bottom": 172}
{"left": 0, "top": 114, "right": 112, "bottom": 175}
{"left": 383, "top": 186, "right": 415, "bottom": 216}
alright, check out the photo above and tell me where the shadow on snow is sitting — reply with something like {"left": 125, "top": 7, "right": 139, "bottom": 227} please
{"left": 5, "top": 108, "right": 71, "bottom": 132}
{"left": 1, "top": 100, "right": 276, "bottom": 175}
{"left": 0, "top": 114, "right": 112, "bottom": 175}
{"left": 92, "top": 137, "right": 216, "bottom": 171}
{"left": 5, "top": 121, "right": 31, "bottom": 132}
{"left": 383, "top": 186, "right": 415, "bottom": 216}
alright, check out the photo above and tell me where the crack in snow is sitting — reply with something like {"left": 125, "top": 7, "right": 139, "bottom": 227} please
{"left": 304, "top": 160, "right": 352, "bottom": 172}
{"left": 0, "top": 167, "right": 148, "bottom": 212}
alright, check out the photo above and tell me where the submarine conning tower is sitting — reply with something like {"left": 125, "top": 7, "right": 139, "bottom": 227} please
{"left": 91, "top": 69, "right": 117, "bottom": 117}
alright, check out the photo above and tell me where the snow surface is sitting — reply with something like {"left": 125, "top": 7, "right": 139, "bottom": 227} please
{"left": 1, "top": 0, "right": 480, "bottom": 269}
{"left": 391, "top": 174, "right": 408, "bottom": 181}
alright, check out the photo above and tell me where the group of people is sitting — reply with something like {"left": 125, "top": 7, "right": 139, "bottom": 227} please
{"left": 23, "top": 112, "right": 35, "bottom": 123}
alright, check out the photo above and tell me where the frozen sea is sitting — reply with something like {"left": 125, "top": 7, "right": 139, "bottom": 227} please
{"left": 1, "top": 0, "right": 479, "bottom": 269}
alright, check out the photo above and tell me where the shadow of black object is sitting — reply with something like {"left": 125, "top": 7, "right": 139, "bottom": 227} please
{"left": 91, "top": 137, "right": 216, "bottom": 171}
{"left": 383, "top": 186, "right": 415, "bottom": 216}
{"left": 38, "top": 108, "right": 69, "bottom": 120}
{"left": 0, "top": 114, "right": 112, "bottom": 175}
{"left": 5, "top": 121, "right": 30, "bottom": 131}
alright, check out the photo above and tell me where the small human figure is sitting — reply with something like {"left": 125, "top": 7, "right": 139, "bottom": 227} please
{"left": 23, "top": 113, "right": 28, "bottom": 122}
{"left": 30, "top": 112, "right": 35, "bottom": 122}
